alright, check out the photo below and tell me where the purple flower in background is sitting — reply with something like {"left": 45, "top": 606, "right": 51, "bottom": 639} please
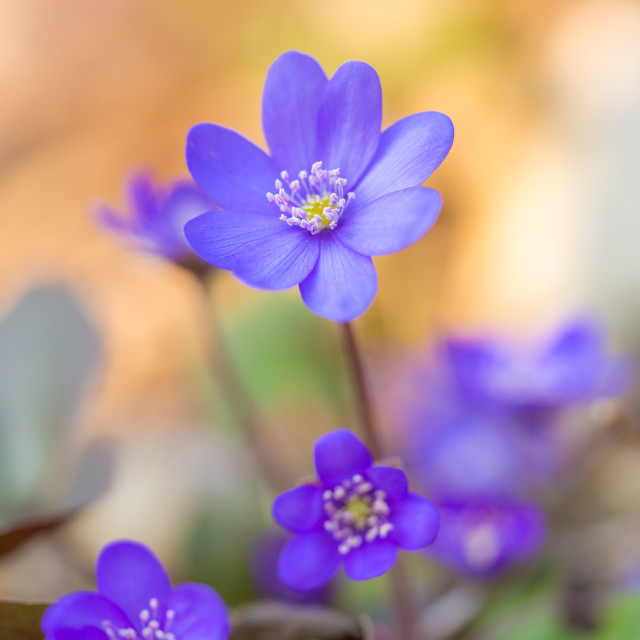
{"left": 272, "top": 429, "right": 439, "bottom": 591}
{"left": 409, "top": 408, "right": 538, "bottom": 500}
{"left": 96, "top": 170, "right": 216, "bottom": 262}
{"left": 426, "top": 498, "right": 546, "bottom": 578}
{"left": 442, "top": 319, "right": 633, "bottom": 413}
{"left": 42, "top": 540, "right": 230, "bottom": 640}
{"left": 184, "top": 51, "right": 453, "bottom": 322}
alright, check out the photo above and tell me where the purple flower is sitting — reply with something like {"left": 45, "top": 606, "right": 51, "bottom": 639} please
{"left": 426, "top": 498, "right": 546, "bottom": 578}
{"left": 41, "top": 540, "right": 230, "bottom": 640}
{"left": 184, "top": 51, "right": 453, "bottom": 322}
{"left": 251, "top": 529, "right": 333, "bottom": 606}
{"left": 272, "top": 429, "right": 439, "bottom": 591}
{"left": 409, "top": 407, "right": 538, "bottom": 500}
{"left": 442, "top": 319, "right": 633, "bottom": 413}
{"left": 96, "top": 170, "right": 216, "bottom": 262}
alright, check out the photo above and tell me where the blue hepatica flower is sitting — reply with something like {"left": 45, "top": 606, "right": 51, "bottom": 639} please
{"left": 406, "top": 410, "right": 548, "bottom": 578}
{"left": 409, "top": 407, "right": 537, "bottom": 500}
{"left": 96, "top": 170, "right": 216, "bottom": 262}
{"left": 442, "top": 319, "right": 634, "bottom": 413}
{"left": 427, "top": 498, "right": 546, "bottom": 578}
{"left": 42, "top": 540, "right": 230, "bottom": 640}
{"left": 272, "top": 429, "right": 439, "bottom": 591}
{"left": 184, "top": 51, "right": 454, "bottom": 322}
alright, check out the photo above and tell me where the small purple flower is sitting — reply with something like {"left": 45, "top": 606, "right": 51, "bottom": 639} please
{"left": 41, "top": 540, "right": 230, "bottom": 640}
{"left": 96, "top": 170, "right": 216, "bottom": 262}
{"left": 184, "top": 51, "right": 453, "bottom": 322}
{"left": 442, "top": 319, "right": 633, "bottom": 413}
{"left": 426, "top": 498, "right": 546, "bottom": 578}
{"left": 272, "top": 429, "right": 439, "bottom": 591}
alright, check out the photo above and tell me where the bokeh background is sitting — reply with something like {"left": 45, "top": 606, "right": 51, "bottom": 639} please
{"left": 1, "top": 0, "right": 640, "bottom": 628}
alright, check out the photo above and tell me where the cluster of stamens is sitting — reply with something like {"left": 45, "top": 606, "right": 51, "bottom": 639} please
{"left": 322, "top": 473, "right": 393, "bottom": 555}
{"left": 266, "top": 161, "right": 355, "bottom": 235}
{"left": 102, "top": 598, "right": 176, "bottom": 640}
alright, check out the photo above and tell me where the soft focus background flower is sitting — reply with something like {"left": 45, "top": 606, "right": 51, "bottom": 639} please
{"left": 95, "top": 169, "right": 216, "bottom": 265}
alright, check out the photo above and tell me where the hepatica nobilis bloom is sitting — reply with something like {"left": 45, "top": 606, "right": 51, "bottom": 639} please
{"left": 427, "top": 498, "right": 546, "bottom": 578}
{"left": 42, "top": 540, "right": 230, "bottom": 640}
{"left": 96, "top": 170, "right": 216, "bottom": 262}
{"left": 185, "top": 51, "right": 454, "bottom": 322}
{"left": 272, "top": 429, "right": 439, "bottom": 591}
{"left": 442, "top": 319, "right": 633, "bottom": 413}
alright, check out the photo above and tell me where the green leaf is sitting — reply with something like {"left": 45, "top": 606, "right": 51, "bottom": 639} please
{"left": 0, "top": 442, "right": 114, "bottom": 559}
{"left": 0, "top": 285, "right": 101, "bottom": 508}
{"left": 598, "top": 593, "right": 640, "bottom": 640}
{"left": 0, "top": 600, "right": 48, "bottom": 640}
{"left": 220, "top": 296, "right": 347, "bottom": 408}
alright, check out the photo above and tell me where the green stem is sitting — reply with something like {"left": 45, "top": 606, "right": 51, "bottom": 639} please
{"left": 195, "top": 270, "right": 289, "bottom": 492}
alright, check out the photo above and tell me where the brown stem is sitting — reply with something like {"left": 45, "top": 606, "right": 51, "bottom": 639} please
{"left": 338, "top": 322, "right": 418, "bottom": 639}
{"left": 193, "top": 269, "right": 289, "bottom": 492}
{"left": 389, "top": 558, "right": 418, "bottom": 640}
{"left": 338, "top": 322, "right": 383, "bottom": 459}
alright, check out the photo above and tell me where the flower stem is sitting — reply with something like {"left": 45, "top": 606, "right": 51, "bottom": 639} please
{"left": 338, "top": 322, "right": 384, "bottom": 459}
{"left": 195, "top": 270, "right": 289, "bottom": 492}
{"left": 389, "top": 559, "right": 418, "bottom": 640}
{"left": 338, "top": 322, "right": 418, "bottom": 639}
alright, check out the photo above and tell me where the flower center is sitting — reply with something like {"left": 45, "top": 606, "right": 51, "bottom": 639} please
{"left": 463, "top": 522, "right": 500, "bottom": 570}
{"left": 102, "top": 598, "right": 177, "bottom": 640}
{"left": 266, "top": 161, "right": 355, "bottom": 235}
{"left": 322, "top": 473, "right": 393, "bottom": 555}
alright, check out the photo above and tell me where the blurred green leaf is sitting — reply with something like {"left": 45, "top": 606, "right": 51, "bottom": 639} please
{"left": 0, "top": 285, "right": 101, "bottom": 508}
{"left": 0, "top": 442, "right": 114, "bottom": 560}
{"left": 221, "top": 297, "right": 347, "bottom": 408}
{"left": 0, "top": 600, "right": 48, "bottom": 640}
{"left": 185, "top": 497, "right": 263, "bottom": 607}
{"left": 598, "top": 593, "right": 640, "bottom": 640}
{"left": 489, "top": 592, "right": 640, "bottom": 640}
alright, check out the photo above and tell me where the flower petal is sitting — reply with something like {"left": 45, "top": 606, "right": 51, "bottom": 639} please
{"left": 272, "top": 484, "right": 325, "bottom": 533}
{"left": 186, "top": 124, "right": 276, "bottom": 212}
{"left": 233, "top": 227, "right": 320, "bottom": 290}
{"left": 314, "top": 429, "right": 373, "bottom": 487}
{"left": 354, "top": 112, "right": 454, "bottom": 206}
{"left": 185, "top": 210, "right": 311, "bottom": 274}
{"left": 278, "top": 531, "right": 341, "bottom": 591}
{"left": 299, "top": 234, "right": 378, "bottom": 322}
{"left": 96, "top": 540, "right": 172, "bottom": 628}
{"left": 389, "top": 492, "right": 440, "bottom": 550}
{"left": 366, "top": 466, "right": 408, "bottom": 500}
{"left": 50, "top": 628, "right": 109, "bottom": 640}
{"left": 163, "top": 182, "right": 215, "bottom": 228}
{"left": 41, "top": 592, "right": 130, "bottom": 637}
{"left": 316, "top": 61, "right": 382, "bottom": 186}
{"left": 262, "top": 51, "right": 328, "bottom": 173}
{"left": 127, "top": 171, "right": 157, "bottom": 220}
{"left": 165, "top": 583, "right": 230, "bottom": 640}
{"left": 343, "top": 540, "right": 397, "bottom": 581}
{"left": 338, "top": 187, "right": 441, "bottom": 256}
